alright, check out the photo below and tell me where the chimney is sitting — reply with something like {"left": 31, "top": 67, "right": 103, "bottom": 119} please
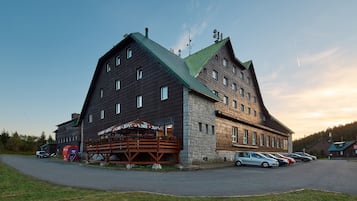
{"left": 71, "top": 113, "right": 80, "bottom": 120}
{"left": 145, "top": 27, "right": 149, "bottom": 38}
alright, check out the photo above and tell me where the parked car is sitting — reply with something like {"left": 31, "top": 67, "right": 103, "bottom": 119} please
{"left": 283, "top": 153, "right": 312, "bottom": 162}
{"left": 262, "top": 153, "right": 289, "bottom": 166}
{"left": 295, "top": 152, "right": 317, "bottom": 160}
{"left": 270, "top": 153, "right": 296, "bottom": 165}
{"left": 36, "top": 151, "right": 49, "bottom": 158}
{"left": 235, "top": 151, "right": 279, "bottom": 168}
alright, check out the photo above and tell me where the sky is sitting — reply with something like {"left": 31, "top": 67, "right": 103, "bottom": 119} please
{"left": 1, "top": 0, "right": 357, "bottom": 140}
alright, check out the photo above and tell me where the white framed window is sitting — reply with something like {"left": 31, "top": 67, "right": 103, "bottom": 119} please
{"left": 116, "top": 103, "right": 121, "bottom": 114}
{"left": 100, "top": 110, "right": 105, "bottom": 120}
{"left": 240, "top": 88, "right": 244, "bottom": 97}
{"left": 252, "top": 132, "right": 257, "bottom": 145}
{"left": 115, "top": 80, "right": 121, "bottom": 90}
{"left": 88, "top": 114, "right": 93, "bottom": 123}
{"left": 136, "top": 95, "right": 142, "bottom": 108}
{"left": 243, "top": 129, "right": 248, "bottom": 144}
{"left": 212, "top": 70, "right": 218, "bottom": 80}
{"left": 232, "top": 127, "right": 238, "bottom": 143}
{"left": 223, "top": 58, "right": 227, "bottom": 67}
{"left": 161, "top": 86, "right": 168, "bottom": 100}
{"left": 116, "top": 56, "right": 121, "bottom": 66}
{"left": 272, "top": 137, "right": 275, "bottom": 148}
{"left": 266, "top": 136, "right": 270, "bottom": 147}
{"left": 126, "top": 48, "right": 132, "bottom": 59}
{"left": 100, "top": 88, "right": 104, "bottom": 99}
{"left": 223, "top": 77, "right": 228, "bottom": 86}
{"left": 223, "top": 96, "right": 229, "bottom": 105}
{"left": 106, "top": 63, "right": 111, "bottom": 72}
{"left": 232, "top": 83, "right": 237, "bottom": 91}
{"left": 260, "top": 134, "right": 264, "bottom": 146}
{"left": 136, "top": 68, "right": 143, "bottom": 80}
{"left": 233, "top": 100, "right": 237, "bottom": 109}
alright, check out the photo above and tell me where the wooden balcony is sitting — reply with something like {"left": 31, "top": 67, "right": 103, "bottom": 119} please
{"left": 85, "top": 137, "right": 180, "bottom": 165}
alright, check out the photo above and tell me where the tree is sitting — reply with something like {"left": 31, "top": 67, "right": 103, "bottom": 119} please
{"left": 37, "top": 132, "right": 47, "bottom": 149}
{"left": 48, "top": 135, "right": 54, "bottom": 143}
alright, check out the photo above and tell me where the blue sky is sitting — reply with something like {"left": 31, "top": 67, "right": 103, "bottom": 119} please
{"left": 1, "top": 0, "right": 357, "bottom": 140}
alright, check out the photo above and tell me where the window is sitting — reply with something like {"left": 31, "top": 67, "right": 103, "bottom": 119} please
{"left": 260, "top": 134, "right": 264, "bottom": 146}
{"left": 136, "top": 96, "right": 142, "bottom": 108}
{"left": 247, "top": 77, "right": 251, "bottom": 85}
{"left": 223, "top": 58, "right": 227, "bottom": 67}
{"left": 213, "top": 90, "right": 219, "bottom": 96}
{"left": 254, "top": 110, "right": 257, "bottom": 117}
{"left": 240, "top": 104, "right": 245, "bottom": 112}
{"left": 232, "top": 83, "right": 237, "bottom": 91}
{"left": 240, "top": 71, "right": 244, "bottom": 79}
{"left": 232, "top": 127, "right": 238, "bottom": 143}
{"left": 100, "top": 110, "right": 105, "bottom": 120}
{"left": 223, "top": 77, "right": 228, "bottom": 86}
{"left": 116, "top": 56, "right": 121, "bottom": 66}
{"left": 115, "top": 80, "right": 121, "bottom": 90}
{"left": 233, "top": 100, "right": 237, "bottom": 109}
{"left": 243, "top": 129, "right": 248, "bottom": 144}
{"left": 116, "top": 103, "right": 121, "bottom": 114}
{"left": 136, "top": 68, "right": 143, "bottom": 80}
{"left": 126, "top": 48, "right": 132, "bottom": 59}
{"left": 161, "top": 86, "right": 168, "bottom": 100}
{"left": 212, "top": 70, "right": 218, "bottom": 80}
{"left": 252, "top": 132, "right": 257, "bottom": 145}
{"left": 266, "top": 136, "right": 270, "bottom": 147}
{"left": 240, "top": 88, "right": 244, "bottom": 97}
{"left": 247, "top": 107, "right": 251, "bottom": 115}
{"left": 232, "top": 66, "right": 237, "bottom": 75}
{"left": 223, "top": 96, "right": 229, "bottom": 105}
{"left": 272, "top": 137, "right": 275, "bottom": 148}
{"left": 100, "top": 88, "right": 104, "bottom": 99}
{"left": 88, "top": 114, "right": 93, "bottom": 123}
{"left": 253, "top": 96, "right": 257, "bottom": 103}
{"left": 205, "top": 124, "right": 209, "bottom": 134}
{"left": 198, "top": 122, "right": 202, "bottom": 132}
{"left": 247, "top": 92, "right": 251, "bottom": 100}
{"left": 106, "top": 63, "right": 111, "bottom": 72}
{"left": 211, "top": 125, "right": 215, "bottom": 135}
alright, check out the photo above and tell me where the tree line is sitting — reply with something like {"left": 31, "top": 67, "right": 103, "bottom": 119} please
{"left": 0, "top": 130, "right": 54, "bottom": 153}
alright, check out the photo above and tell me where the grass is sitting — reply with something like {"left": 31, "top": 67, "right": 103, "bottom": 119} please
{"left": 1, "top": 162, "right": 357, "bottom": 201}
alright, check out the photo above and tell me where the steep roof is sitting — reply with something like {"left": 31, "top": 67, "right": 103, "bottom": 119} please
{"left": 184, "top": 38, "right": 293, "bottom": 135}
{"left": 130, "top": 33, "right": 219, "bottom": 102}
{"left": 185, "top": 38, "right": 229, "bottom": 76}
{"left": 78, "top": 32, "right": 219, "bottom": 123}
{"left": 328, "top": 141, "right": 355, "bottom": 152}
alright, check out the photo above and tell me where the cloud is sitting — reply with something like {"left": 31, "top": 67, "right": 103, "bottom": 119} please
{"left": 261, "top": 47, "right": 357, "bottom": 139}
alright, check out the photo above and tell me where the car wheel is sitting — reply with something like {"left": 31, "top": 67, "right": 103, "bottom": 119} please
{"left": 262, "top": 162, "right": 269, "bottom": 168}
{"left": 235, "top": 161, "right": 242, "bottom": 167}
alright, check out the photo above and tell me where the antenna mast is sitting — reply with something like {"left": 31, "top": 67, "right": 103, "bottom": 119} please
{"left": 186, "top": 30, "right": 192, "bottom": 55}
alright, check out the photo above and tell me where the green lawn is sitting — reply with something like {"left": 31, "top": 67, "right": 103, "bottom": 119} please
{"left": 1, "top": 162, "right": 356, "bottom": 201}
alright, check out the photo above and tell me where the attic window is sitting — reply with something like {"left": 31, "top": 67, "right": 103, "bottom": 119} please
{"left": 240, "top": 72, "right": 244, "bottom": 80}
{"left": 126, "top": 48, "right": 132, "bottom": 59}
{"left": 232, "top": 66, "right": 237, "bottom": 75}
{"left": 116, "top": 56, "right": 121, "bottom": 66}
{"left": 223, "top": 58, "right": 227, "bottom": 67}
{"left": 106, "top": 63, "right": 111, "bottom": 72}
{"left": 212, "top": 70, "right": 218, "bottom": 80}
{"left": 136, "top": 68, "right": 143, "bottom": 80}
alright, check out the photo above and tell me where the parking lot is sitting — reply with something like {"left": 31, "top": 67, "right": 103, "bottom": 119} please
{"left": 1, "top": 155, "right": 356, "bottom": 196}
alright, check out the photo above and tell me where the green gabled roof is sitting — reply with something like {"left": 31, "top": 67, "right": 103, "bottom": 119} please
{"left": 242, "top": 60, "right": 253, "bottom": 69}
{"left": 184, "top": 38, "right": 229, "bottom": 77}
{"left": 328, "top": 141, "right": 355, "bottom": 152}
{"left": 130, "top": 33, "right": 220, "bottom": 102}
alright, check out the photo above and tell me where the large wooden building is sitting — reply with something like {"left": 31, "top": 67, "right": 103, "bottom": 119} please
{"left": 78, "top": 30, "right": 293, "bottom": 165}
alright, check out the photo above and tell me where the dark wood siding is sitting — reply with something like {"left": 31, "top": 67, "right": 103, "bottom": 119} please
{"left": 82, "top": 40, "right": 184, "bottom": 141}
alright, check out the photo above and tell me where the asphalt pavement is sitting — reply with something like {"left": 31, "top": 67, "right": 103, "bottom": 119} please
{"left": 1, "top": 155, "right": 356, "bottom": 196}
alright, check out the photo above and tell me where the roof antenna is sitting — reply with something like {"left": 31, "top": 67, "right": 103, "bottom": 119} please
{"left": 186, "top": 29, "right": 192, "bottom": 55}
{"left": 213, "top": 29, "right": 223, "bottom": 43}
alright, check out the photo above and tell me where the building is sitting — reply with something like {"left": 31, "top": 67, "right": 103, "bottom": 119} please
{"left": 54, "top": 113, "right": 81, "bottom": 155}
{"left": 78, "top": 29, "right": 292, "bottom": 166}
{"left": 328, "top": 141, "right": 357, "bottom": 158}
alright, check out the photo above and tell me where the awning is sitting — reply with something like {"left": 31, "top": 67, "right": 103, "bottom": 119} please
{"left": 97, "top": 120, "right": 159, "bottom": 136}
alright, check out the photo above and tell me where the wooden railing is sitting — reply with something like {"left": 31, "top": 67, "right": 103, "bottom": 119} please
{"left": 86, "top": 137, "right": 180, "bottom": 165}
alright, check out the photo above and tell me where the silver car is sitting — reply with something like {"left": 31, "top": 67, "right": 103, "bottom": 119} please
{"left": 235, "top": 151, "right": 279, "bottom": 168}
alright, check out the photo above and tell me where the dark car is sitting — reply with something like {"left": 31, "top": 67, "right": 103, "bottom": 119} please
{"left": 262, "top": 153, "right": 289, "bottom": 166}
{"left": 283, "top": 153, "right": 312, "bottom": 162}
{"left": 295, "top": 152, "right": 317, "bottom": 160}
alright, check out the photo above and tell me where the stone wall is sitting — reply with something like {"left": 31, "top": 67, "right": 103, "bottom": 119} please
{"left": 181, "top": 88, "right": 218, "bottom": 166}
